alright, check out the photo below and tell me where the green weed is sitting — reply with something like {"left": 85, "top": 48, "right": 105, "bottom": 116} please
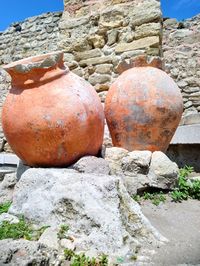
{"left": 132, "top": 191, "right": 166, "bottom": 206}
{"left": 0, "top": 201, "right": 12, "bottom": 214}
{"left": 0, "top": 216, "right": 49, "bottom": 240}
{"left": 132, "top": 166, "right": 200, "bottom": 204}
{"left": 171, "top": 165, "right": 200, "bottom": 202}
{"left": 57, "top": 224, "right": 69, "bottom": 239}
{"left": 64, "top": 249, "right": 108, "bottom": 266}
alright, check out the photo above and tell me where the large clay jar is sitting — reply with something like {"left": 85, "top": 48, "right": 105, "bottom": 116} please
{"left": 2, "top": 52, "right": 104, "bottom": 167}
{"left": 105, "top": 67, "right": 183, "bottom": 152}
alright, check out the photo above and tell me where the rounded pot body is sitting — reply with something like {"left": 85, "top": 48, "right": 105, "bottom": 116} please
{"left": 2, "top": 52, "right": 104, "bottom": 167}
{"left": 105, "top": 67, "right": 183, "bottom": 152}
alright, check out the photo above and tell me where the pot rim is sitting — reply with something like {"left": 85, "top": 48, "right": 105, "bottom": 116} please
{"left": 2, "top": 51, "right": 64, "bottom": 74}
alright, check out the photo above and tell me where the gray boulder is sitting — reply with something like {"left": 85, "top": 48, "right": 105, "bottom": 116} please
{"left": 38, "top": 227, "right": 59, "bottom": 250}
{"left": 105, "top": 148, "right": 179, "bottom": 194}
{"left": 9, "top": 168, "right": 166, "bottom": 261}
{"left": 105, "top": 147, "right": 129, "bottom": 175}
{"left": 72, "top": 156, "right": 110, "bottom": 175}
{"left": 148, "top": 151, "right": 179, "bottom": 189}
{"left": 121, "top": 151, "right": 152, "bottom": 175}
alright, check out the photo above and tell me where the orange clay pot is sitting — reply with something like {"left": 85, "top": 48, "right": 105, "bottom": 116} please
{"left": 2, "top": 51, "right": 104, "bottom": 167}
{"left": 105, "top": 67, "right": 183, "bottom": 152}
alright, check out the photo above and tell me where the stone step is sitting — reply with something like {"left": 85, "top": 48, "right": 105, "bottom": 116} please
{"left": 0, "top": 153, "right": 19, "bottom": 165}
{"left": 170, "top": 124, "right": 200, "bottom": 144}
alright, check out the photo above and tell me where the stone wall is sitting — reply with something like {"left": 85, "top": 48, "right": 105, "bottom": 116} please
{"left": 163, "top": 15, "right": 200, "bottom": 117}
{"left": 0, "top": 12, "right": 62, "bottom": 152}
{"left": 60, "top": 0, "right": 162, "bottom": 102}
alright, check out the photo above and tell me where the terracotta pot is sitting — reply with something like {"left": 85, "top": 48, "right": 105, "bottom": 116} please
{"left": 105, "top": 67, "right": 183, "bottom": 152}
{"left": 2, "top": 52, "right": 104, "bottom": 167}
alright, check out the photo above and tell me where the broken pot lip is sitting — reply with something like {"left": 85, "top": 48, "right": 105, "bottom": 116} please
{"left": 2, "top": 51, "right": 64, "bottom": 74}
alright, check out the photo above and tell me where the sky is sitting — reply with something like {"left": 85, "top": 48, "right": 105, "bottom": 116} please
{"left": 0, "top": 0, "right": 200, "bottom": 31}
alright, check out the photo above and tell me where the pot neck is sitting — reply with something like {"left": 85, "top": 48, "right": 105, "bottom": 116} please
{"left": 3, "top": 52, "right": 69, "bottom": 88}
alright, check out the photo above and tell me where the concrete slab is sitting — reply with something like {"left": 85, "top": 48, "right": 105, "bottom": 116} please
{"left": 0, "top": 154, "right": 19, "bottom": 165}
{"left": 180, "top": 113, "right": 200, "bottom": 126}
{"left": 170, "top": 124, "right": 200, "bottom": 144}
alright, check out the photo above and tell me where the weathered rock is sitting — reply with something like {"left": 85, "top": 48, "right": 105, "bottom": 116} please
{"left": 170, "top": 29, "right": 192, "bottom": 39}
{"left": 105, "top": 148, "right": 179, "bottom": 194}
{"left": 9, "top": 168, "right": 166, "bottom": 260}
{"left": 105, "top": 147, "right": 129, "bottom": 175}
{"left": 88, "top": 35, "right": 105, "bottom": 48}
{"left": 74, "top": 48, "right": 102, "bottom": 61}
{"left": 60, "top": 238, "right": 75, "bottom": 251}
{"left": 72, "top": 67, "right": 84, "bottom": 77}
{"left": 95, "top": 83, "right": 110, "bottom": 93}
{"left": 79, "top": 55, "right": 114, "bottom": 66}
{"left": 0, "top": 239, "right": 59, "bottom": 266}
{"left": 135, "top": 23, "right": 161, "bottom": 40}
{"left": 0, "top": 173, "right": 17, "bottom": 204}
{"left": 163, "top": 18, "right": 179, "bottom": 29}
{"left": 130, "top": 1, "right": 161, "bottom": 27}
{"left": 122, "top": 174, "right": 152, "bottom": 195}
{"left": 107, "top": 29, "right": 119, "bottom": 46}
{"left": 121, "top": 151, "right": 152, "bottom": 175}
{"left": 59, "top": 16, "right": 90, "bottom": 29}
{"left": 71, "top": 39, "right": 92, "bottom": 52}
{"left": 121, "top": 50, "right": 145, "bottom": 60}
{"left": 88, "top": 73, "right": 110, "bottom": 86}
{"left": 72, "top": 156, "right": 110, "bottom": 175}
{"left": 95, "top": 64, "right": 113, "bottom": 74}
{"left": 99, "top": 5, "right": 126, "bottom": 29}
{"left": 148, "top": 151, "right": 179, "bottom": 189}
{"left": 0, "top": 213, "right": 19, "bottom": 224}
{"left": 115, "top": 36, "right": 160, "bottom": 54}
{"left": 39, "top": 227, "right": 59, "bottom": 250}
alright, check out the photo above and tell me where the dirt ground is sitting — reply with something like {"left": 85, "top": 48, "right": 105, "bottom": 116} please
{"left": 141, "top": 197, "right": 200, "bottom": 266}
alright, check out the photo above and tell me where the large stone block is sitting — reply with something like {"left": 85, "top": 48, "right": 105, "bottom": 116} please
{"left": 148, "top": 151, "right": 179, "bottom": 190}
{"left": 9, "top": 168, "right": 166, "bottom": 259}
{"left": 79, "top": 55, "right": 115, "bottom": 66}
{"left": 88, "top": 73, "right": 111, "bottom": 85}
{"left": 59, "top": 16, "right": 90, "bottom": 29}
{"left": 130, "top": 0, "right": 161, "bottom": 27}
{"left": 74, "top": 48, "right": 102, "bottom": 61}
{"left": 95, "top": 64, "right": 113, "bottom": 74}
{"left": 88, "top": 34, "right": 105, "bottom": 48}
{"left": 99, "top": 5, "right": 127, "bottom": 29}
{"left": 115, "top": 36, "right": 160, "bottom": 53}
{"left": 135, "top": 22, "right": 161, "bottom": 40}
